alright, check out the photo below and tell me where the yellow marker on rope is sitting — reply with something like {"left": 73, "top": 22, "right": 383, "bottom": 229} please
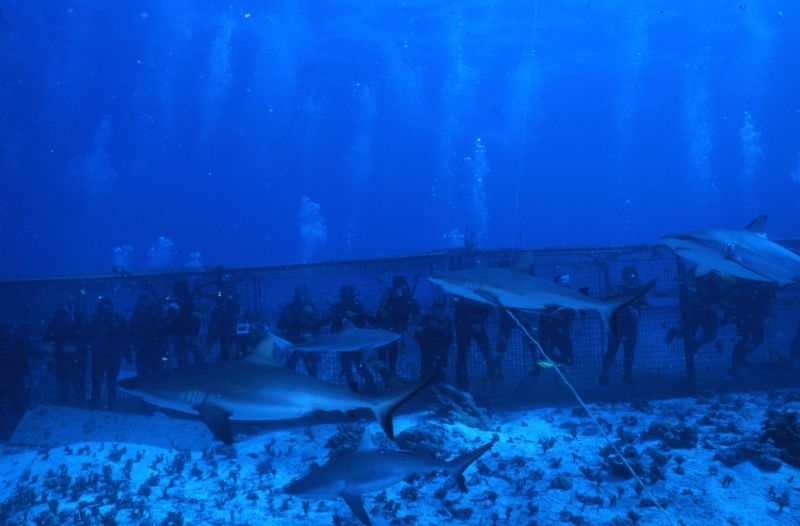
{"left": 536, "top": 360, "right": 563, "bottom": 368}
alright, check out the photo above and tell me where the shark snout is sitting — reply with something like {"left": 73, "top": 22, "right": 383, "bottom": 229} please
{"left": 661, "top": 234, "right": 692, "bottom": 244}
{"left": 117, "top": 375, "right": 143, "bottom": 392}
{"left": 661, "top": 234, "right": 699, "bottom": 251}
{"left": 662, "top": 234, "right": 691, "bottom": 241}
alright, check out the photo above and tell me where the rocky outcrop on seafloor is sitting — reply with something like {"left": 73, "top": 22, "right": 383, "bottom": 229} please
{"left": 428, "top": 383, "right": 493, "bottom": 430}
{"left": 395, "top": 422, "right": 450, "bottom": 458}
{"left": 714, "top": 408, "right": 800, "bottom": 472}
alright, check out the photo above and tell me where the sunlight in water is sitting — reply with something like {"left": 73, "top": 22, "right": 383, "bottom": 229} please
{"left": 299, "top": 196, "right": 327, "bottom": 262}
{"left": 739, "top": 111, "right": 763, "bottom": 199}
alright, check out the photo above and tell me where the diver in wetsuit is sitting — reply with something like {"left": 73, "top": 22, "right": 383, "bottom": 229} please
{"left": 599, "top": 268, "right": 648, "bottom": 387}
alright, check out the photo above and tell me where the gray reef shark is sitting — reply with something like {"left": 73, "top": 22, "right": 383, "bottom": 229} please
{"left": 661, "top": 214, "right": 800, "bottom": 286}
{"left": 284, "top": 426, "right": 495, "bottom": 526}
{"left": 117, "top": 337, "right": 432, "bottom": 445}
{"left": 270, "top": 319, "right": 400, "bottom": 364}
{"left": 428, "top": 252, "right": 656, "bottom": 334}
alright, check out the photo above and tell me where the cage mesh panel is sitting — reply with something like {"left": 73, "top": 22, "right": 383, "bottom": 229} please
{"left": 1, "top": 244, "right": 798, "bottom": 411}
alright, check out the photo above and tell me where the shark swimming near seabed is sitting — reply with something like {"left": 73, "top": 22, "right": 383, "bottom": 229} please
{"left": 284, "top": 425, "right": 495, "bottom": 526}
{"left": 269, "top": 319, "right": 401, "bottom": 365}
{"left": 661, "top": 214, "right": 800, "bottom": 286}
{"left": 428, "top": 252, "right": 656, "bottom": 334}
{"left": 116, "top": 337, "right": 432, "bottom": 445}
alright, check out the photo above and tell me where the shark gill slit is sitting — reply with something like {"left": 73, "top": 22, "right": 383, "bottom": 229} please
{"left": 186, "top": 390, "right": 205, "bottom": 406}
{"left": 502, "top": 308, "right": 680, "bottom": 526}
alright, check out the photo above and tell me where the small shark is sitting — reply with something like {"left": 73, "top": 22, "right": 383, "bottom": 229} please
{"left": 284, "top": 426, "right": 495, "bottom": 526}
{"left": 117, "top": 337, "right": 432, "bottom": 445}
{"left": 661, "top": 214, "right": 800, "bottom": 286}
{"left": 428, "top": 252, "right": 656, "bottom": 334}
{"left": 270, "top": 319, "right": 401, "bottom": 365}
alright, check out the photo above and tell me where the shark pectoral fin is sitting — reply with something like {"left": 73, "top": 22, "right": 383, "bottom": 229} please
{"left": 341, "top": 491, "right": 371, "bottom": 526}
{"left": 474, "top": 290, "right": 502, "bottom": 306}
{"left": 359, "top": 346, "right": 373, "bottom": 366}
{"left": 695, "top": 264, "right": 714, "bottom": 277}
{"left": 726, "top": 256, "right": 778, "bottom": 282}
{"left": 195, "top": 404, "right": 234, "bottom": 445}
{"left": 447, "top": 440, "right": 496, "bottom": 493}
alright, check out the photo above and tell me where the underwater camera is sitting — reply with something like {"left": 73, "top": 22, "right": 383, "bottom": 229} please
{"left": 236, "top": 323, "right": 250, "bottom": 335}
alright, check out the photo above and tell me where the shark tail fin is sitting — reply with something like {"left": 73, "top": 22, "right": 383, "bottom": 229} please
{"left": 447, "top": 440, "right": 496, "bottom": 493}
{"left": 266, "top": 327, "right": 293, "bottom": 351}
{"left": 601, "top": 279, "right": 657, "bottom": 335}
{"left": 369, "top": 373, "right": 434, "bottom": 440}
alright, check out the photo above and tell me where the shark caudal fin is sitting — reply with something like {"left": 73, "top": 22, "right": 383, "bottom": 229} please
{"left": 447, "top": 440, "right": 496, "bottom": 492}
{"left": 369, "top": 374, "right": 434, "bottom": 440}
{"left": 600, "top": 279, "right": 657, "bottom": 335}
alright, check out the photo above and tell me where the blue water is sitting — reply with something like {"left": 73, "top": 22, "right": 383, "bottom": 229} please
{"left": 1, "top": 1, "right": 798, "bottom": 274}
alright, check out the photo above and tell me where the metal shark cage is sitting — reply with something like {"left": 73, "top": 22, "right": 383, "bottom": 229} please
{"left": 1, "top": 243, "right": 799, "bottom": 420}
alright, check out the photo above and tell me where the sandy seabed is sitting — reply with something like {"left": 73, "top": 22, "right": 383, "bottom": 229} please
{"left": 1, "top": 388, "right": 799, "bottom": 526}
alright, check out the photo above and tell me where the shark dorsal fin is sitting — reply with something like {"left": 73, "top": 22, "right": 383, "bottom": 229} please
{"left": 244, "top": 337, "right": 279, "bottom": 365}
{"left": 343, "top": 319, "right": 357, "bottom": 331}
{"left": 356, "top": 426, "right": 378, "bottom": 452}
{"left": 510, "top": 252, "right": 534, "bottom": 274}
{"left": 745, "top": 214, "right": 768, "bottom": 235}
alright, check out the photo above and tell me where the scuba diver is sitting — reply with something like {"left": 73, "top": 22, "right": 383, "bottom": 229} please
{"left": 722, "top": 279, "right": 776, "bottom": 379}
{"left": 453, "top": 296, "right": 495, "bottom": 393}
{"left": 325, "top": 284, "right": 378, "bottom": 392}
{"left": 198, "top": 274, "right": 242, "bottom": 361}
{"left": 278, "top": 286, "right": 322, "bottom": 377}
{"left": 236, "top": 310, "right": 268, "bottom": 360}
{"left": 599, "top": 267, "right": 648, "bottom": 388}
{"left": 129, "top": 294, "right": 167, "bottom": 376}
{"left": 494, "top": 259, "right": 538, "bottom": 388}
{"left": 376, "top": 276, "right": 421, "bottom": 377}
{"left": 0, "top": 323, "right": 38, "bottom": 438}
{"left": 89, "top": 297, "right": 129, "bottom": 411}
{"left": 537, "top": 274, "right": 577, "bottom": 368}
{"left": 164, "top": 281, "right": 204, "bottom": 367}
{"left": 414, "top": 301, "right": 454, "bottom": 383}
{"left": 43, "top": 302, "right": 91, "bottom": 407}
{"left": 664, "top": 268, "right": 727, "bottom": 356}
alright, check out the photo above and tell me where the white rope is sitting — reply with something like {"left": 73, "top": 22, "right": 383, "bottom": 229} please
{"left": 503, "top": 308, "right": 679, "bottom": 526}
{"left": 510, "top": 0, "right": 538, "bottom": 255}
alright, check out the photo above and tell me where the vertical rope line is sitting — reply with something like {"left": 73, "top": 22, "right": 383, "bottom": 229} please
{"left": 511, "top": 0, "right": 538, "bottom": 255}
{"left": 503, "top": 308, "right": 679, "bottom": 526}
